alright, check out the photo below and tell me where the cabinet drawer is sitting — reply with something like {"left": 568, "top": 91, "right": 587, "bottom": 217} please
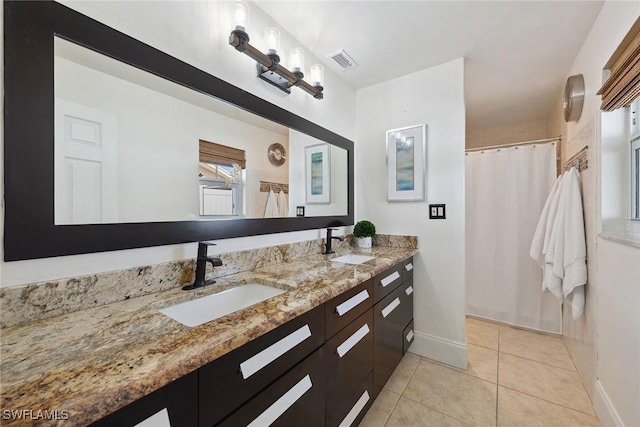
{"left": 327, "top": 372, "right": 374, "bottom": 427}
{"left": 199, "top": 305, "right": 325, "bottom": 426}
{"left": 402, "top": 257, "right": 414, "bottom": 283}
{"left": 218, "top": 349, "right": 325, "bottom": 427}
{"left": 372, "top": 263, "right": 403, "bottom": 302}
{"left": 326, "top": 309, "right": 373, "bottom": 424}
{"left": 403, "top": 320, "right": 415, "bottom": 355}
{"left": 325, "top": 279, "right": 373, "bottom": 338}
{"left": 90, "top": 370, "right": 198, "bottom": 427}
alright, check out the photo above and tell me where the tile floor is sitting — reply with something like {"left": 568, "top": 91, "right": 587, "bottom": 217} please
{"left": 360, "top": 317, "right": 599, "bottom": 427}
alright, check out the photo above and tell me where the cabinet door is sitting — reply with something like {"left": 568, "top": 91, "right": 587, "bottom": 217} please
{"left": 199, "top": 305, "right": 325, "bottom": 426}
{"left": 218, "top": 349, "right": 325, "bottom": 427}
{"left": 325, "top": 310, "right": 373, "bottom": 426}
{"left": 373, "top": 284, "right": 409, "bottom": 395}
{"left": 325, "top": 279, "right": 373, "bottom": 338}
{"left": 90, "top": 370, "right": 198, "bottom": 427}
{"left": 402, "top": 257, "right": 414, "bottom": 283}
{"left": 372, "top": 263, "right": 403, "bottom": 302}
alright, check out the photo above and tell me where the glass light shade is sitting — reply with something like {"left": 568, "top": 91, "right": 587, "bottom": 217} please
{"left": 264, "top": 27, "right": 280, "bottom": 54}
{"left": 310, "top": 64, "right": 324, "bottom": 87}
{"left": 233, "top": 1, "right": 249, "bottom": 31}
{"left": 289, "top": 48, "right": 305, "bottom": 73}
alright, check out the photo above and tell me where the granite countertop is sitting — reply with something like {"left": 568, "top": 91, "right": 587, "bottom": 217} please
{"left": 0, "top": 247, "right": 416, "bottom": 426}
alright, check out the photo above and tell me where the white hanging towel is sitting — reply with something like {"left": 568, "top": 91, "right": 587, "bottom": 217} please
{"left": 277, "top": 190, "right": 288, "bottom": 217}
{"left": 263, "top": 189, "right": 279, "bottom": 218}
{"left": 530, "top": 173, "right": 563, "bottom": 294}
{"left": 542, "top": 172, "right": 569, "bottom": 300}
{"left": 560, "top": 168, "right": 587, "bottom": 319}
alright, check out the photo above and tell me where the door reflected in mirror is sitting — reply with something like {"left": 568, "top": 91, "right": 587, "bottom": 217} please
{"left": 53, "top": 37, "right": 348, "bottom": 225}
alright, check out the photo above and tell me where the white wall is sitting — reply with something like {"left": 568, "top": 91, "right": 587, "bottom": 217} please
{"left": 356, "top": 58, "right": 467, "bottom": 368}
{"left": 553, "top": 1, "right": 640, "bottom": 424}
{"left": 594, "top": 237, "right": 640, "bottom": 427}
{"left": 0, "top": 1, "right": 356, "bottom": 287}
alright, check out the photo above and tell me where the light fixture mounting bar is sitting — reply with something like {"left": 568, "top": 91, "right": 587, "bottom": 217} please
{"left": 229, "top": 30, "right": 323, "bottom": 99}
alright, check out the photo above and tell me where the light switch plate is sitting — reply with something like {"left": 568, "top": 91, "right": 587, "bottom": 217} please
{"left": 429, "top": 204, "right": 446, "bottom": 219}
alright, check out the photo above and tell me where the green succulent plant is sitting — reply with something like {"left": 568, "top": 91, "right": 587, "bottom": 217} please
{"left": 353, "top": 220, "right": 376, "bottom": 238}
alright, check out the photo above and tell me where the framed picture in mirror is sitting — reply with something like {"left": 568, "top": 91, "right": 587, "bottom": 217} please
{"left": 305, "top": 144, "right": 331, "bottom": 204}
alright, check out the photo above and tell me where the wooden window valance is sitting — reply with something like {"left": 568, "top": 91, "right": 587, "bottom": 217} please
{"left": 597, "top": 17, "right": 640, "bottom": 111}
{"left": 199, "top": 139, "right": 246, "bottom": 169}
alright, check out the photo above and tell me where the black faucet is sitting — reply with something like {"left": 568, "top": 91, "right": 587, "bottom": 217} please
{"left": 324, "top": 228, "right": 345, "bottom": 254}
{"left": 182, "top": 242, "right": 223, "bottom": 290}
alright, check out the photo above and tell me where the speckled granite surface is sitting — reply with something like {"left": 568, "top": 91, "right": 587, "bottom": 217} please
{"left": 0, "top": 242, "right": 417, "bottom": 426}
{"left": 0, "top": 235, "right": 415, "bottom": 329}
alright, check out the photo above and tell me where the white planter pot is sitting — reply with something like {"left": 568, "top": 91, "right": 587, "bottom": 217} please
{"left": 355, "top": 236, "right": 372, "bottom": 249}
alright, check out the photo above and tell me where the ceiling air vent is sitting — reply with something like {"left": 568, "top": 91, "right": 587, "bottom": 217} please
{"left": 328, "top": 49, "right": 358, "bottom": 70}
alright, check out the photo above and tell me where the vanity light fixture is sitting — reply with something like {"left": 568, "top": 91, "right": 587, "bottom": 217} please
{"left": 229, "top": 1, "right": 324, "bottom": 99}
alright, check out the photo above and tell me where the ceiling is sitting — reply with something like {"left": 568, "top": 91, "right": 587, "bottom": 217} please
{"left": 254, "top": 0, "right": 604, "bottom": 132}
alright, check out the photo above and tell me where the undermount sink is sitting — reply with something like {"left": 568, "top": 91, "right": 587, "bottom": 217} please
{"left": 330, "top": 254, "right": 376, "bottom": 265}
{"left": 159, "top": 284, "right": 286, "bottom": 327}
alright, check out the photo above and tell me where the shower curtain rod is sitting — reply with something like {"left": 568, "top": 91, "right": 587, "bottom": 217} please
{"left": 465, "top": 136, "right": 561, "bottom": 153}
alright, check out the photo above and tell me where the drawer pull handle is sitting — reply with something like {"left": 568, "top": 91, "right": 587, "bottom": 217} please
{"left": 381, "top": 298, "right": 401, "bottom": 318}
{"left": 336, "top": 290, "right": 370, "bottom": 316}
{"left": 247, "top": 374, "right": 312, "bottom": 427}
{"left": 405, "top": 286, "right": 414, "bottom": 296}
{"left": 338, "top": 390, "right": 370, "bottom": 427}
{"left": 336, "top": 324, "right": 370, "bottom": 358}
{"left": 406, "top": 329, "right": 414, "bottom": 342}
{"left": 134, "top": 408, "right": 170, "bottom": 427}
{"left": 240, "top": 325, "right": 311, "bottom": 379}
{"left": 405, "top": 263, "right": 413, "bottom": 271}
{"left": 381, "top": 271, "right": 400, "bottom": 287}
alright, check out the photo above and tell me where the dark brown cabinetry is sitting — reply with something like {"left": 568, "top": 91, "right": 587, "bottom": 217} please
{"left": 92, "top": 256, "right": 414, "bottom": 427}
{"left": 218, "top": 349, "right": 325, "bottom": 427}
{"left": 199, "top": 305, "right": 325, "bottom": 426}
{"left": 90, "top": 370, "right": 198, "bottom": 427}
{"left": 373, "top": 259, "right": 415, "bottom": 396}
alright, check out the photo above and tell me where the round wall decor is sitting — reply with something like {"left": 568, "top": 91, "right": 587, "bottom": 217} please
{"left": 267, "top": 143, "right": 287, "bottom": 166}
{"left": 563, "top": 74, "right": 585, "bottom": 123}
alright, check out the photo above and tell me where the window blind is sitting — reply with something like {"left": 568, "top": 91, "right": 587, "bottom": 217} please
{"left": 199, "top": 139, "right": 246, "bottom": 169}
{"left": 597, "top": 17, "right": 640, "bottom": 111}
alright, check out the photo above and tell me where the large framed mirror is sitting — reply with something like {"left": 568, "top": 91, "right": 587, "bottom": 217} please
{"left": 3, "top": 1, "right": 354, "bottom": 261}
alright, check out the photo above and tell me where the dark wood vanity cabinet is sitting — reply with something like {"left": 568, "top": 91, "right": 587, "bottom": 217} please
{"left": 218, "top": 349, "right": 326, "bottom": 427}
{"left": 90, "top": 370, "right": 198, "bottom": 427}
{"left": 91, "top": 257, "right": 414, "bottom": 427}
{"left": 325, "top": 310, "right": 374, "bottom": 426}
{"left": 373, "top": 258, "right": 415, "bottom": 396}
{"left": 199, "top": 305, "right": 325, "bottom": 426}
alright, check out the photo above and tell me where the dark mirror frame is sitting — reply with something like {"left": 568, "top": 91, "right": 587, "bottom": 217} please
{"left": 3, "top": 1, "right": 354, "bottom": 261}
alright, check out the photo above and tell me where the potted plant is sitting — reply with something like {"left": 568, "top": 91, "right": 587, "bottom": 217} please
{"left": 353, "top": 220, "right": 376, "bottom": 249}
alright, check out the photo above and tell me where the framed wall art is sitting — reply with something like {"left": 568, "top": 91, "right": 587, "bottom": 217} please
{"left": 386, "top": 124, "right": 426, "bottom": 201}
{"left": 305, "top": 143, "right": 331, "bottom": 204}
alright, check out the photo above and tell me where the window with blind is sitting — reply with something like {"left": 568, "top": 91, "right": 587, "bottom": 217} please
{"left": 198, "top": 140, "right": 246, "bottom": 217}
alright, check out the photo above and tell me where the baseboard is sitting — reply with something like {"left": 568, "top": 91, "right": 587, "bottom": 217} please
{"left": 408, "top": 330, "right": 468, "bottom": 370}
{"left": 593, "top": 379, "right": 625, "bottom": 427}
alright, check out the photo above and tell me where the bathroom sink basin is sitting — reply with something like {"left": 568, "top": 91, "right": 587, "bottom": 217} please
{"left": 330, "top": 254, "right": 376, "bottom": 265}
{"left": 159, "top": 284, "right": 286, "bottom": 327}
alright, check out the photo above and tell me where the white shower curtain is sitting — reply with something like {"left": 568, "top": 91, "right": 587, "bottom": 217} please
{"left": 466, "top": 143, "right": 562, "bottom": 333}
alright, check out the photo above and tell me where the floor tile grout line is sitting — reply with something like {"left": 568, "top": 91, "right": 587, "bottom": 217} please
{"left": 497, "top": 383, "right": 598, "bottom": 418}
{"left": 399, "top": 393, "right": 475, "bottom": 426}
{"left": 381, "top": 390, "right": 401, "bottom": 427}
{"left": 497, "top": 348, "right": 577, "bottom": 372}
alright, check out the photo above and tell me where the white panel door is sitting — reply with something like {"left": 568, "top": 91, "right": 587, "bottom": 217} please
{"left": 55, "top": 99, "right": 118, "bottom": 224}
